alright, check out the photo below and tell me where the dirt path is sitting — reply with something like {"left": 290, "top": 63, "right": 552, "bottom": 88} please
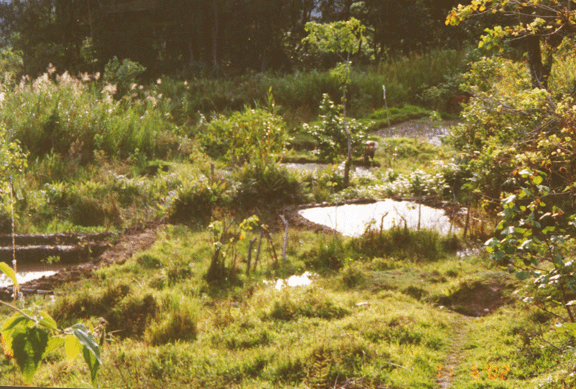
{"left": 437, "top": 315, "right": 471, "bottom": 389}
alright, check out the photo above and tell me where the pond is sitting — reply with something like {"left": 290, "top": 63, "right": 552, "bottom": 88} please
{"left": 298, "top": 199, "right": 456, "bottom": 237}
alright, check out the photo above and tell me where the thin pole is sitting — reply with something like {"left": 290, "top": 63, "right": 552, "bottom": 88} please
{"left": 87, "top": 0, "right": 96, "bottom": 76}
{"left": 9, "top": 179, "right": 17, "bottom": 304}
{"left": 383, "top": 85, "right": 391, "bottom": 132}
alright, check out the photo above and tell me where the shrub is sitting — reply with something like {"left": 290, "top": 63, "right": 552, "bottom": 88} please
{"left": 199, "top": 106, "right": 290, "bottom": 166}
{"left": 103, "top": 56, "right": 146, "bottom": 97}
{"left": 304, "top": 93, "right": 368, "bottom": 162}
{"left": 232, "top": 162, "right": 305, "bottom": 210}
{"left": 168, "top": 177, "right": 227, "bottom": 223}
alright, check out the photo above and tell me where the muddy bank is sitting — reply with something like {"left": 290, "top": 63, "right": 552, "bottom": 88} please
{"left": 0, "top": 232, "right": 114, "bottom": 266}
{"left": 0, "top": 222, "right": 162, "bottom": 294}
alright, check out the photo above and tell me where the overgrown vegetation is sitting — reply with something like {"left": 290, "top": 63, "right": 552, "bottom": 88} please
{"left": 3, "top": 15, "right": 576, "bottom": 385}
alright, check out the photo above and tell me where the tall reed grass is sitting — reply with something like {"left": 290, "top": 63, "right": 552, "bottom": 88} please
{"left": 0, "top": 72, "right": 183, "bottom": 163}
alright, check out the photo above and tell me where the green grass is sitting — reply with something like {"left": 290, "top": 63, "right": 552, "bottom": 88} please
{"left": 2, "top": 224, "right": 572, "bottom": 388}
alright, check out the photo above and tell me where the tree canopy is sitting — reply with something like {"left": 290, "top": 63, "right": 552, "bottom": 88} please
{"left": 0, "top": 0, "right": 467, "bottom": 79}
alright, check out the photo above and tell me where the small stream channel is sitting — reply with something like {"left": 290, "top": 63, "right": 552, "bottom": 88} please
{"left": 0, "top": 232, "right": 112, "bottom": 289}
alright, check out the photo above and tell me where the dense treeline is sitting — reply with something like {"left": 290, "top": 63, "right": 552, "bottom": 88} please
{"left": 0, "top": 0, "right": 469, "bottom": 79}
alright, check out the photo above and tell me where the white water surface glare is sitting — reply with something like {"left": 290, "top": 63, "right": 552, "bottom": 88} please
{"left": 266, "top": 272, "right": 315, "bottom": 290}
{"left": 0, "top": 263, "right": 66, "bottom": 288}
{"left": 299, "top": 199, "right": 455, "bottom": 237}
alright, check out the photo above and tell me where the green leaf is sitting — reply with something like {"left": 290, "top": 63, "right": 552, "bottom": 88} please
{"left": 39, "top": 312, "right": 59, "bottom": 332}
{"left": 64, "top": 334, "right": 83, "bottom": 367}
{"left": 2, "top": 312, "right": 33, "bottom": 332}
{"left": 11, "top": 326, "right": 49, "bottom": 383}
{"left": 43, "top": 336, "right": 65, "bottom": 359}
{"left": 532, "top": 175, "right": 543, "bottom": 185}
{"left": 0, "top": 262, "right": 18, "bottom": 290}
{"left": 519, "top": 239, "right": 532, "bottom": 250}
{"left": 515, "top": 271, "right": 531, "bottom": 281}
{"left": 72, "top": 323, "right": 101, "bottom": 385}
{"left": 518, "top": 169, "right": 531, "bottom": 177}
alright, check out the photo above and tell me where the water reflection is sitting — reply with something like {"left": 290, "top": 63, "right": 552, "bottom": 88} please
{"left": 299, "top": 199, "right": 455, "bottom": 237}
{"left": 267, "top": 271, "right": 315, "bottom": 290}
{"left": 0, "top": 262, "right": 66, "bottom": 288}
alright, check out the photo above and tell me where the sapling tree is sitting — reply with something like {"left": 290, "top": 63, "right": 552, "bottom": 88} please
{"left": 302, "top": 17, "right": 366, "bottom": 186}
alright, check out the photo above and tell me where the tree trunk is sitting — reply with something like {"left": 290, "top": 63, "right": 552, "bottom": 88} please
{"left": 212, "top": 0, "right": 218, "bottom": 70}
{"left": 526, "top": 34, "right": 550, "bottom": 89}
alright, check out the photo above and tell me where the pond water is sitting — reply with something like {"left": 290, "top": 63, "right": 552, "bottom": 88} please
{"left": 266, "top": 271, "right": 315, "bottom": 290}
{"left": 282, "top": 162, "right": 375, "bottom": 179}
{"left": 299, "top": 199, "right": 455, "bottom": 237}
{"left": 0, "top": 263, "right": 66, "bottom": 288}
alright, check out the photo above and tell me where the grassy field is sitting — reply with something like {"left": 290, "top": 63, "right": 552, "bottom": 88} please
{"left": 1, "top": 225, "right": 571, "bottom": 388}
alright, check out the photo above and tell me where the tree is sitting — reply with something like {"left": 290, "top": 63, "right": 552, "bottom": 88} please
{"left": 302, "top": 17, "right": 365, "bottom": 186}
{"left": 446, "top": 0, "right": 576, "bottom": 89}
{"left": 446, "top": 1, "right": 576, "bottom": 325}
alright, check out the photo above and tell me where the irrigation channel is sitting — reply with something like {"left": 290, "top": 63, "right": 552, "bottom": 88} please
{"left": 0, "top": 232, "right": 113, "bottom": 291}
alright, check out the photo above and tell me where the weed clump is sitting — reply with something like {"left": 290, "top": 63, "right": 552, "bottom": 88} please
{"left": 304, "top": 238, "right": 350, "bottom": 271}
{"left": 268, "top": 289, "right": 350, "bottom": 321}
{"left": 145, "top": 309, "right": 197, "bottom": 346}
{"left": 169, "top": 177, "right": 226, "bottom": 223}
{"left": 51, "top": 282, "right": 131, "bottom": 326}
{"left": 232, "top": 162, "right": 305, "bottom": 210}
{"left": 351, "top": 227, "right": 445, "bottom": 261}
{"left": 107, "top": 293, "right": 158, "bottom": 339}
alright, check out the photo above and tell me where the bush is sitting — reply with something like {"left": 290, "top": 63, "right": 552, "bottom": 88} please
{"left": 232, "top": 162, "right": 305, "bottom": 210}
{"left": 169, "top": 177, "right": 227, "bottom": 223}
{"left": 304, "top": 93, "right": 368, "bottom": 162}
{"left": 199, "top": 107, "right": 290, "bottom": 166}
{"left": 103, "top": 56, "right": 146, "bottom": 97}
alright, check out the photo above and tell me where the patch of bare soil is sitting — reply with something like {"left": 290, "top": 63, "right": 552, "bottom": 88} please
{"left": 438, "top": 276, "right": 513, "bottom": 317}
{"left": 18, "top": 221, "right": 163, "bottom": 291}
